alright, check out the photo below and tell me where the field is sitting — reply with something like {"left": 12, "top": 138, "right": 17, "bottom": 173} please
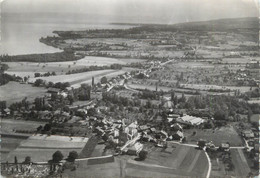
{"left": 185, "top": 125, "right": 243, "bottom": 147}
{"left": 250, "top": 114, "right": 260, "bottom": 123}
{"left": 229, "top": 149, "right": 251, "bottom": 177}
{"left": 211, "top": 148, "right": 253, "bottom": 177}
{"left": 62, "top": 158, "right": 121, "bottom": 178}
{"left": 4, "top": 56, "right": 144, "bottom": 77}
{"left": 125, "top": 143, "right": 208, "bottom": 177}
{"left": 127, "top": 82, "right": 231, "bottom": 97}
{"left": 1, "top": 119, "right": 46, "bottom": 134}
{"left": 5, "top": 134, "right": 89, "bottom": 163}
{"left": 1, "top": 119, "right": 47, "bottom": 162}
{"left": 0, "top": 82, "right": 47, "bottom": 105}
{"left": 28, "top": 69, "right": 128, "bottom": 88}
{"left": 1, "top": 137, "right": 26, "bottom": 162}
{"left": 63, "top": 143, "right": 208, "bottom": 178}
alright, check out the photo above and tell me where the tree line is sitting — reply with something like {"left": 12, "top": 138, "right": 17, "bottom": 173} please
{"left": 0, "top": 51, "right": 81, "bottom": 62}
{"left": 66, "top": 63, "right": 123, "bottom": 75}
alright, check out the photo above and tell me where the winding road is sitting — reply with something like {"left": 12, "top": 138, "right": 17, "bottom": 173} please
{"left": 168, "top": 141, "right": 211, "bottom": 178}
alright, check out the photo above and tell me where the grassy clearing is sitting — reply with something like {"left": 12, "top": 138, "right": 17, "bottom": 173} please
{"left": 137, "top": 143, "right": 208, "bottom": 177}
{"left": 1, "top": 119, "right": 46, "bottom": 133}
{"left": 185, "top": 125, "right": 243, "bottom": 147}
{"left": 0, "top": 82, "right": 47, "bottom": 105}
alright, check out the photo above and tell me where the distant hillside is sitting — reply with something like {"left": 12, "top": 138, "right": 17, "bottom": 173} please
{"left": 114, "top": 17, "right": 259, "bottom": 32}
{"left": 172, "top": 17, "right": 258, "bottom": 31}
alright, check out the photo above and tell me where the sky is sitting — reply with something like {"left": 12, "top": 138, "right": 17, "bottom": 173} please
{"left": 1, "top": 0, "right": 259, "bottom": 24}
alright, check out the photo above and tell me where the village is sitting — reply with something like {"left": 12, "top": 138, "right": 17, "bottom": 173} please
{"left": 1, "top": 54, "right": 259, "bottom": 177}
{"left": 0, "top": 17, "right": 260, "bottom": 178}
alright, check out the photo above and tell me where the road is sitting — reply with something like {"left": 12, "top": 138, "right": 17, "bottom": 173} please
{"left": 168, "top": 140, "right": 252, "bottom": 178}
{"left": 168, "top": 141, "right": 211, "bottom": 178}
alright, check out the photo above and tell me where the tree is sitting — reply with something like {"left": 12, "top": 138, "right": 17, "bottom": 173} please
{"left": 34, "top": 79, "right": 44, "bottom": 87}
{"left": 63, "top": 82, "right": 71, "bottom": 89}
{"left": 247, "top": 109, "right": 253, "bottom": 122}
{"left": 14, "top": 156, "right": 18, "bottom": 164}
{"left": 68, "top": 95, "right": 75, "bottom": 105}
{"left": 23, "top": 76, "right": 28, "bottom": 82}
{"left": 138, "top": 150, "right": 148, "bottom": 161}
{"left": 0, "top": 101, "right": 6, "bottom": 112}
{"left": 52, "top": 151, "right": 63, "bottom": 163}
{"left": 78, "top": 84, "right": 91, "bottom": 101}
{"left": 48, "top": 82, "right": 54, "bottom": 88}
{"left": 214, "top": 110, "right": 227, "bottom": 120}
{"left": 0, "top": 63, "right": 9, "bottom": 72}
{"left": 180, "top": 72, "right": 184, "bottom": 81}
{"left": 170, "top": 90, "right": 175, "bottom": 101}
{"left": 23, "top": 156, "right": 32, "bottom": 164}
{"left": 67, "top": 151, "right": 78, "bottom": 162}
{"left": 43, "top": 123, "right": 52, "bottom": 132}
{"left": 37, "top": 125, "right": 43, "bottom": 132}
{"left": 100, "top": 76, "right": 108, "bottom": 84}
{"left": 178, "top": 93, "right": 186, "bottom": 103}
{"left": 35, "top": 97, "right": 45, "bottom": 110}
{"left": 92, "top": 76, "right": 95, "bottom": 86}
{"left": 34, "top": 73, "right": 41, "bottom": 78}
{"left": 197, "top": 140, "right": 206, "bottom": 149}
{"left": 88, "top": 108, "right": 96, "bottom": 116}
{"left": 146, "top": 99, "right": 152, "bottom": 109}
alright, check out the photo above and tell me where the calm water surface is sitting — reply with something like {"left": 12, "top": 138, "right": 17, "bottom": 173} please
{"left": 1, "top": 17, "right": 134, "bottom": 55}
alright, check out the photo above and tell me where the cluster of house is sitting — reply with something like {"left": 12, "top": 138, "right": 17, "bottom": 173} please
{"left": 121, "top": 114, "right": 206, "bottom": 154}
{"left": 241, "top": 129, "right": 259, "bottom": 156}
{"left": 98, "top": 72, "right": 132, "bottom": 92}
{"left": 83, "top": 115, "right": 180, "bottom": 156}
{"left": 88, "top": 112, "right": 207, "bottom": 156}
{"left": 71, "top": 109, "right": 210, "bottom": 156}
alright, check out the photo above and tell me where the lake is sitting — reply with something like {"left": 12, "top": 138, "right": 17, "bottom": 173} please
{"left": 1, "top": 15, "right": 135, "bottom": 55}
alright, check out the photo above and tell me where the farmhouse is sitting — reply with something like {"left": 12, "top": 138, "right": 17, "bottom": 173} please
{"left": 242, "top": 130, "right": 254, "bottom": 139}
{"left": 171, "top": 130, "right": 184, "bottom": 140}
{"left": 126, "top": 142, "right": 144, "bottom": 155}
{"left": 170, "top": 123, "right": 183, "bottom": 131}
{"left": 125, "top": 121, "right": 138, "bottom": 140}
{"left": 219, "top": 143, "right": 230, "bottom": 152}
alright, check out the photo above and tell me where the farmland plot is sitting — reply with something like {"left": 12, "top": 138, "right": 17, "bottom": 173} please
{"left": 5, "top": 134, "right": 89, "bottom": 163}
{"left": 28, "top": 69, "right": 125, "bottom": 87}
{"left": 0, "top": 82, "right": 47, "bottom": 105}
{"left": 185, "top": 126, "right": 243, "bottom": 147}
{"left": 126, "top": 143, "right": 208, "bottom": 177}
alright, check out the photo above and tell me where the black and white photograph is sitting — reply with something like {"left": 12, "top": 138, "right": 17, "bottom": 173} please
{"left": 0, "top": 0, "right": 259, "bottom": 177}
